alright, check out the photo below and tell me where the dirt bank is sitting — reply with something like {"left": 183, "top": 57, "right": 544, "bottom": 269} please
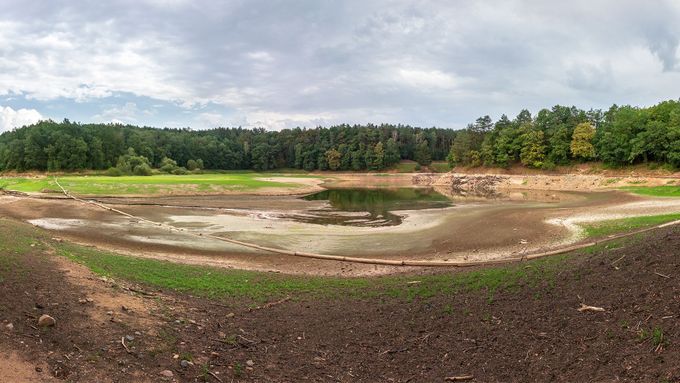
{"left": 1, "top": 221, "right": 678, "bottom": 382}
{"left": 419, "top": 172, "right": 676, "bottom": 193}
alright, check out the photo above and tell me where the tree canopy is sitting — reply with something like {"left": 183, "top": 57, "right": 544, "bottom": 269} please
{"left": 1, "top": 99, "right": 679, "bottom": 173}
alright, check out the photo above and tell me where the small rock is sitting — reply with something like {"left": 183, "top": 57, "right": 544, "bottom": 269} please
{"left": 106, "top": 311, "right": 114, "bottom": 316}
{"left": 125, "top": 335, "right": 135, "bottom": 342}
{"left": 35, "top": 367, "right": 42, "bottom": 373}
{"left": 86, "top": 298, "right": 94, "bottom": 303}
{"left": 172, "top": 354, "right": 180, "bottom": 359}
{"left": 246, "top": 360, "right": 254, "bottom": 367}
{"left": 210, "top": 352, "right": 220, "bottom": 357}
{"left": 218, "top": 331, "right": 227, "bottom": 338}
{"left": 159, "top": 370, "right": 173, "bottom": 378}
{"left": 37, "top": 314, "right": 55, "bottom": 327}
{"left": 78, "top": 299, "right": 88, "bottom": 304}
{"left": 134, "top": 331, "right": 141, "bottom": 336}
{"left": 5, "top": 323, "right": 14, "bottom": 331}
{"left": 226, "top": 313, "right": 235, "bottom": 318}
{"left": 180, "top": 359, "right": 193, "bottom": 368}
{"left": 519, "top": 239, "right": 528, "bottom": 245}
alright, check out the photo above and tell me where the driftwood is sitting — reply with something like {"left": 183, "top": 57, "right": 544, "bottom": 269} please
{"left": 444, "top": 375, "right": 474, "bottom": 381}
{"left": 577, "top": 303, "right": 605, "bottom": 312}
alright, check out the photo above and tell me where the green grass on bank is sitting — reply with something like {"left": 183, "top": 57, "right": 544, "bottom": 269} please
{"left": 429, "top": 161, "right": 452, "bottom": 173}
{"left": 56, "top": 243, "right": 567, "bottom": 303}
{"left": 623, "top": 185, "right": 680, "bottom": 197}
{"left": 0, "top": 173, "right": 313, "bottom": 195}
{"left": 582, "top": 213, "right": 680, "bottom": 238}
{"left": 0, "top": 218, "right": 566, "bottom": 303}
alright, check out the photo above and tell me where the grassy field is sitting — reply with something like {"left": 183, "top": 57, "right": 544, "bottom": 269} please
{"left": 623, "top": 185, "right": 680, "bottom": 197}
{"left": 0, "top": 173, "right": 314, "bottom": 195}
{"left": 582, "top": 213, "right": 680, "bottom": 238}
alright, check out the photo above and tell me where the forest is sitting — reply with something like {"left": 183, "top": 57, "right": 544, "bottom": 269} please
{"left": 0, "top": 100, "right": 679, "bottom": 173}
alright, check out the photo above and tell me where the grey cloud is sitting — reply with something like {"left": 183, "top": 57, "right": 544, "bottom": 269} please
{"left": 1, "top": 0, "right": 680, "bottom": 129}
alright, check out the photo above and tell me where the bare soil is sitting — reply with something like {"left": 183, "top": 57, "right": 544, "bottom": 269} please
{"left": 0, "top": 220, "right": 678, "bottom": 382}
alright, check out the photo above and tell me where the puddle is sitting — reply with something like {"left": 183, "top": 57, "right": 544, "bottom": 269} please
{"left": 296, "top": 187, "right": 453, "bottom": 227}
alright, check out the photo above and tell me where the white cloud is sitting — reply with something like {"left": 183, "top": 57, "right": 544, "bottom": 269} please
{"left": 0, "top": 105, "right": 43, "bottom": 132}
{"left": 396, "top": 68, "right": 458, "bottom": 90}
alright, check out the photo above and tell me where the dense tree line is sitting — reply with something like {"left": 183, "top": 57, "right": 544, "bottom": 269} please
{"left": 0, "top": 99, "right": 679, "bottom": 173}
{"left": 447, "top": 100, "right": 680, "bottom": 170}
{"left": 0, "top": 121, "right": 454, "bottom": 172}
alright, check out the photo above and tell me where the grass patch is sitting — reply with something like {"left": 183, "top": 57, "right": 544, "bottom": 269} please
{"left": 53, "top": 236, "right": 567, "bottom": 303}
{"left": 0, "top": 173, "right": 316, "bottom": 195}
{"left": 429, "top": 162, "right": 451, "bottom": 173}
{"left": 394, "top": 162, "right": 418, "bottom": 173}
{"left": 623, "top": 185, "right": 680, "bottom": 197}
{"left": 582, "top": 213, "right": 680, "bottom": 238}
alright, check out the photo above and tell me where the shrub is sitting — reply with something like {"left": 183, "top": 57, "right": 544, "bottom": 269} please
{"left": 133, "top": 163, "right": 153, "bottom": 176}
{"left": 172, "top": 167, "right": 188, "bottom": 175}
{"left": 106, "top": 167, "right": 123, "bottom": 177}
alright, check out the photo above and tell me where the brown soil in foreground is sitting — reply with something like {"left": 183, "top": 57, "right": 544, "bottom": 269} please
{"left": 0, "top": 220, "right": 678, "bottom": 382}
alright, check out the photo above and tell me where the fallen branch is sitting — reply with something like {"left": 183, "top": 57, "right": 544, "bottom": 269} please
{"left": 121, "top": 337, "right": 132, "bottom": 354}
{"left": 577, "top": 303, "right": 605, "bottom": 312}
{"left": 445, "top": 375, "right": 474, "bottom": 381}
{"left": 654, "top": 272, "right": 671, "bottom": 279}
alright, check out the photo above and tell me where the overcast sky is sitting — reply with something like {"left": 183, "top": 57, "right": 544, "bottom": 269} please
{"left": 1, "top": 0, "right": 680, "bottom": 132}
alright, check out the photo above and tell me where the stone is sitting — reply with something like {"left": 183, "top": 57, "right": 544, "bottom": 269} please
{"left": 225, "top": 313, "right": 235, "bottom": 318}
{"left": 37, "top": 314, "right": 56, "bottom": 327}
{"left": 5, "top": 323, "right": 14, "bottom": 331}
{"left": 125, "top": 335, "right": 135, "bottom": 342}
{"left": 246, "top": 360, "right": 254, "bottom": 367}
{"left": 180, "top": 359, "right": 191, "bottom": 368}
{"left": 159, "top": 370, "right": 174, "bottom": 378}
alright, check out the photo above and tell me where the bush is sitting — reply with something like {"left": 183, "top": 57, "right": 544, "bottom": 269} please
{"left": 541, "top": 160, "right": 556, "bottom": 171}
{"left": 159, "top": 157, "right": 179, "bottom": 173}
{"left": 172, "top": 167, "right": 188, "bottom": 175}
{"left": 133, "top": 163, "right": 153, "bottom": 176}
{"left": 187, "top": 159, "right": 204, "bottom": 171}
{"left": 106, "top": 167, "right": 123, "bottom": 177}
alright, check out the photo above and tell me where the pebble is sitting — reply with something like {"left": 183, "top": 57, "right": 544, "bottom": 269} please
{"left": 5, "top": 323, "right": 14, "bottom": 331}
{"left": 225, "top": 313, "right": 235, "bottom": 318}
{"left": 159, "top": 370, "right": 174, "bottom": 378}
{"left": 180, "top": 359, "right": 193, "bottom": 368}
{"left": 37, "top": 314, "right": 56, "bottom": 327}
{"left": 246, "top": 360, "right": 254, "bottom": 367}
{"left": 134, "top": 331, "right": 141, "bottom": 336}
{"left": 125, "top": 335, "right": 135, "bottom": 342}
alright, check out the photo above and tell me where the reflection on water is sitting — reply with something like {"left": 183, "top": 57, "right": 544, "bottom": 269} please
{"left": 293, "top": 187, "right": 452, "bottom": 227}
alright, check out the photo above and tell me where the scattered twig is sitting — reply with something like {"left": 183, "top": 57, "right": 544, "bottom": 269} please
{"left": 444, "top": 375, "right": 474, "bottom": 381}
{"left": 126, "top": 287, "right": 156, "bottom": 296}
{"left": 610, "top": 254, "right": 626, "bottom": 269}
{"left": 121, "top": 337, "right": 132, "bottom": 354}
{"left": 73, "top": 344, "right": 82, "bottom": 353}
{"left": 248, "top": 296, "right": 291, "bottom": 311}
{"left": 577, "top": 303, "right": 605, "bottom": 312}
{"left": 380, "top": 347, "right": 409, "bottom": 355}
{"left": 207, "top": 370, "right": 223, "bottom": 382}
{"left": 654, "top": 272, "right": 671, "bottom": 279}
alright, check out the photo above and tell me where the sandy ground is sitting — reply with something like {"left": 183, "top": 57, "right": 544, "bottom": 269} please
{"left": 1, "top": 185, "right": 678, "bottom": 277}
